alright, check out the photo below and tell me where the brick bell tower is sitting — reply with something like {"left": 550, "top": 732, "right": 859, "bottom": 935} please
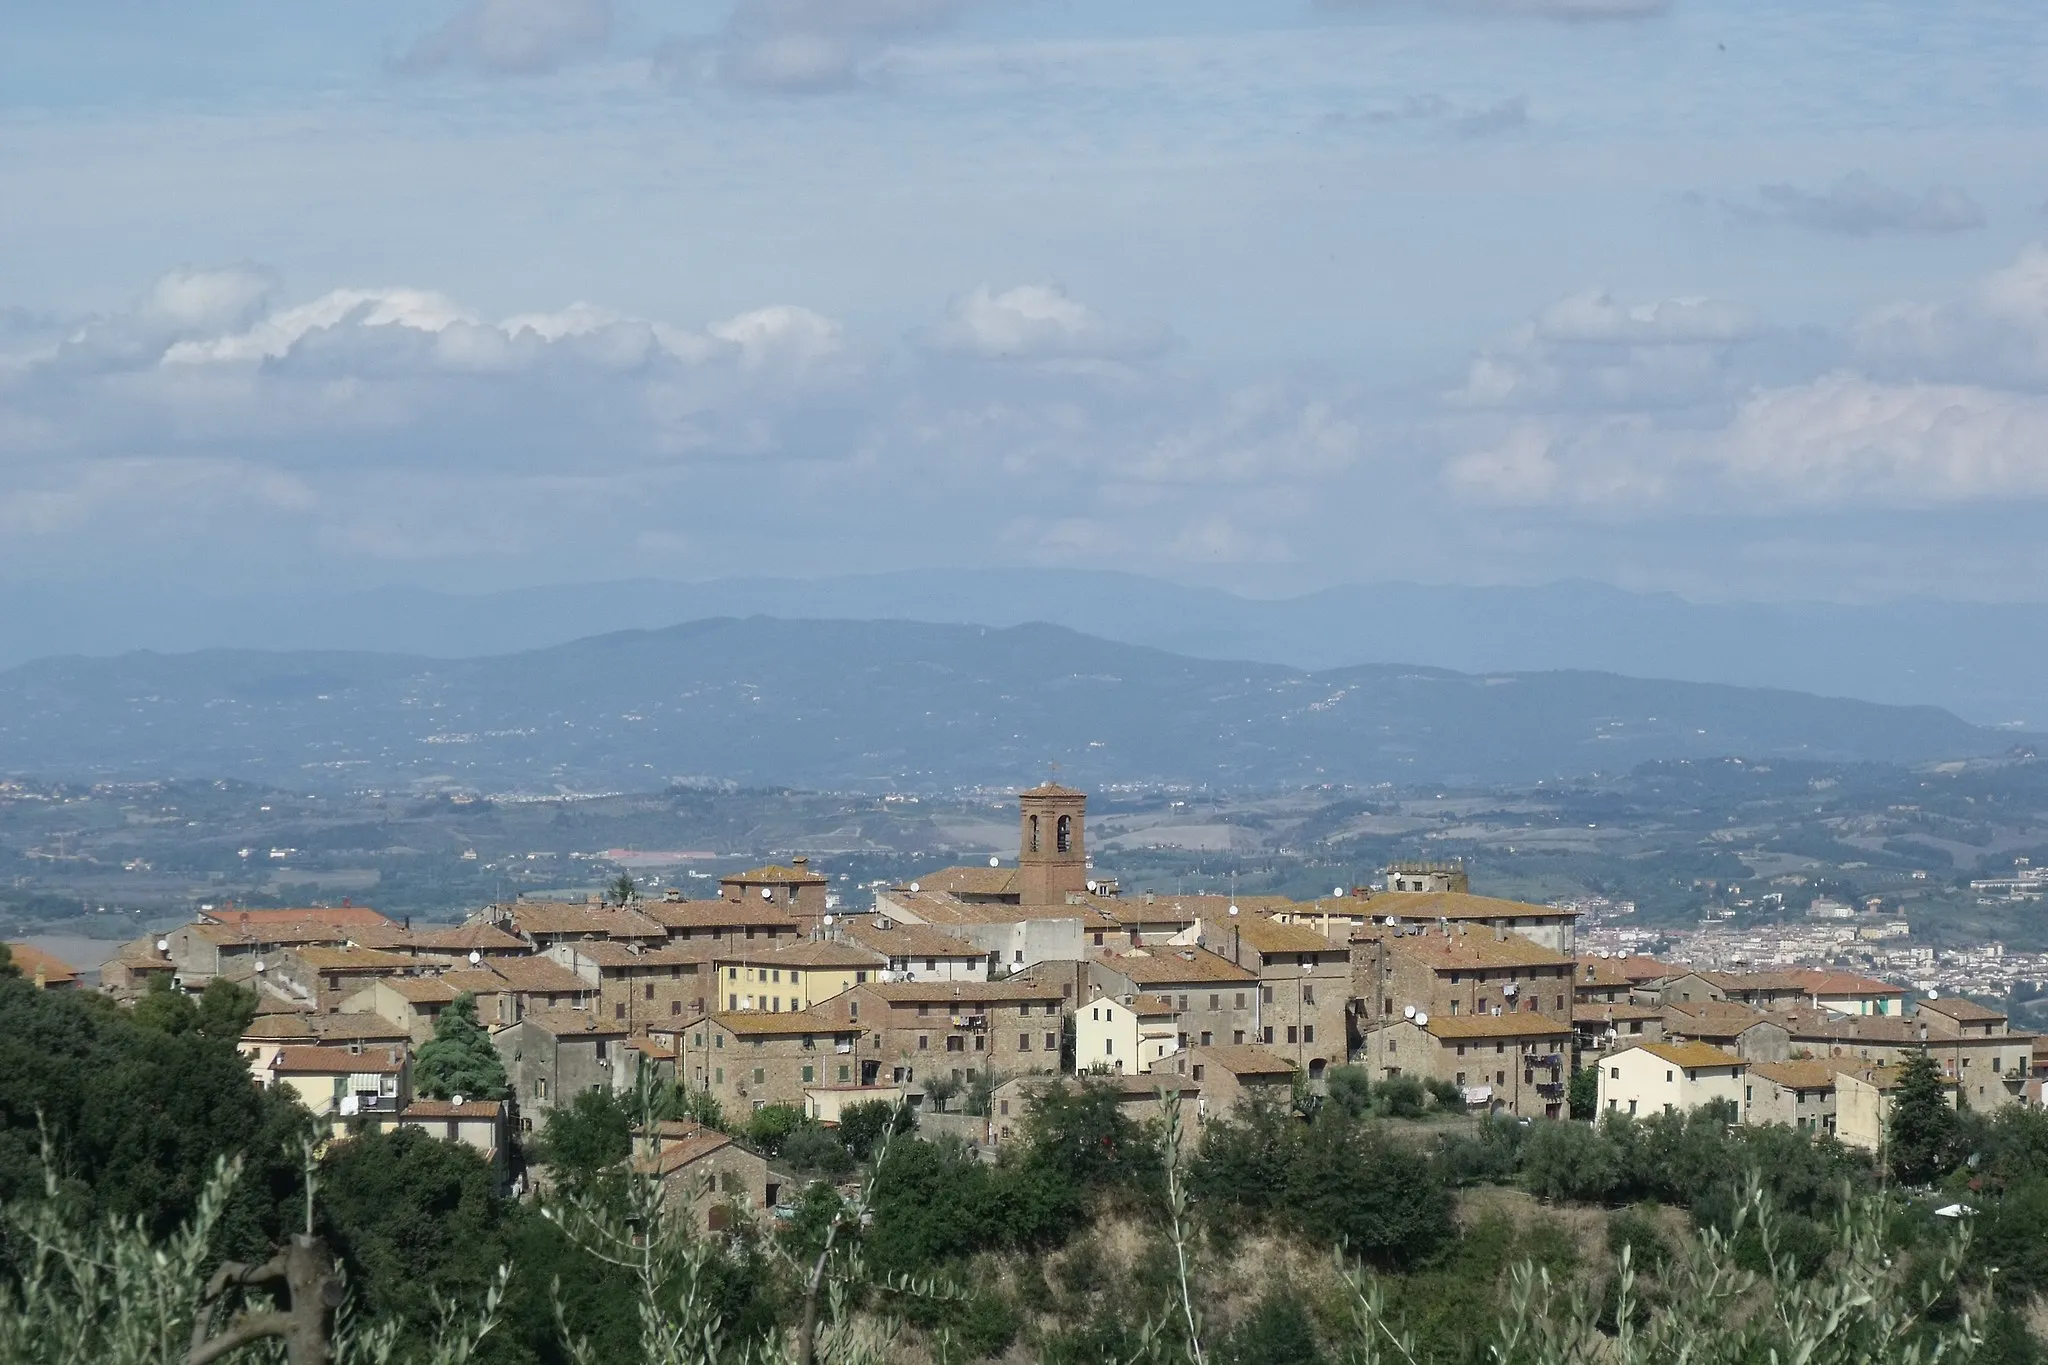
{"left": 1017, "top": 781, "right": 1088, "bottom": 906}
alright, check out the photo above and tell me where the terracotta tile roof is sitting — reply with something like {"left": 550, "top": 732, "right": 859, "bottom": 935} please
{"left": 1750, "top": 1060, "right": 1842, "bottom": 1090}
{"left": 520, "top": 1009, "right": 627, "bottom": 1038}
{"left": 502, "top": 902, "right": 667, "bottom": 940}
{"left": 905, "top": 866, "right": 1019, "bottom": 898}
{"left": 1097, "top": 947, "right": 1257, "bottom": 987}
{"left": 644, "top": 901, "right": 801, "bottom": 931}
{"left": 407, "top": 923, "right": 528, "bottom": 954}
{"left": 1573, "top": 1002, "right": 1664, "bottom": 1024}
{"left": 241, "top": 1014, "right": 318, "bottom": 1041}
{"left": 1185, "top": 1044, "right": 1296, "bottom": 1076}
{"left": 1641, "top": 1041, "right": 1746, "bottom": 1069}
{"left": 1420, "top": 1012, "right": 1572, "bottom": 1040}
{"left": 314, "top": 1013, "right": 409, "bottom": 1041}
{"left": 709, "top": 1009, "right": 854, "bottom": 1038}
{"left": 374, "top": 977, "right": 462, "bottom": 1004}
{"left": 1020, "top": 781, "right": 1087, "bottom": 798}
{"left": 201, "top": 905, "right": 393, "bottom": 928}
{"left": 1370, "top": 891, "right": 1578, "bottom": 922}
{"left": 402, "top": 1099, "right": 505, "bottom": 1119}
{"left": 714, "top": 940, "right": 887, "bottom": 970}
{"left": 4, "top": 943, "right": 77, "bottom": 985}
{"left": 1915, "top": 995, "right": 2005, "bottom": 1022}
{"left": 1612, "top": 955, "right": 1676, "bottom": 984}
{"left": 1199, "top": 915, "right": 1341, "bottom": 956}
{"left": 636, "top": 1120, "right": 735, "bottom": 1174}
{"left": 1663, "top": 1004, "right": 1781, "bottom": 1041}
{"left": 1369, "top": 926, "right": 1573, "bottom": 971}
{"left": 840, "top": 916, "right": 984, "bottom": 960}
{"left": 190, "top": 920, "right": 363, "bottom": 948}
{"left": 560, "top": 940, "right": 721, "bottom": 970}
{"left": 270, "top": 1045, "right": 405, "bottom": 1075}
{"left": 288, "top": 946, "right": 416, "bottom": 972}
{"left": 855, "top": 980, "right": 1065, "bottom": 1005}
{"left": 723, "top": 864, "right": 829, "bottom": 885}
{"left": 482, "top": 957, "right": 595, "bottom": 994}
{"left": 1792, "top": 969, "right": 1906, "bottom": 998}
{"left": 1575, "top": 958, "right": 1634, "bottom": 990}
{"left": 880, "top": 888, "right": 1088, "bottom": 926}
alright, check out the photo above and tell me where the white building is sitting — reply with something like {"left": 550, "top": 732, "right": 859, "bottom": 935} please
{"left": 1598, "top": 1040, "right": 1747, "bottom": 1121}
{"left": 1075, "top": 991, "right": 1179, "bottom": 1075}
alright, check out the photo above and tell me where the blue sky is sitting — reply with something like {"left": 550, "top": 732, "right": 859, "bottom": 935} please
{"left": 5, "top": 0, "right": 2048, "bottom": 602}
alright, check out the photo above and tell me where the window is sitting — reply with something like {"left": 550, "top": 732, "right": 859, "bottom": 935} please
{"left": 670, "top": 1000, "right": 681, "bottom": 1016}
{"left": 1056, "top": 814, "right": 1072, "bottom": 853}
{"left": 1208, "top": 993, "right": 1220, "bottom": 1010}
{"left": 1232, "top": 1030, "right": 1244, "bottom": 1045}
{"left": 917, "top": 1034, "right": 928, "bottom": 1050}
{"left": 947, "top": 1036, "right": 964, "bottom": 1052}
{"left": 918, "top": 1003, "right": 931, "bottom": 1017}
{"left": 671, "top": 965, "right": 681, "bottom": 979}
{"left": 1235, "top": 993, "right": 1246, "bottom": 1009}
{"left": 1045, "top": 1032, "right": 1058, "bottom": 1050}
{"left": 1285, "top": 1026, "right": 1298, "bottom": 1044}
{"left": 728, "top": 967, "right": 739, "bottom": 980}
{"left": 1014, "top": 950, "right": 1023, "bottom": 963}
{"left": 644, "top": 983, "right": 655, "bottom": 1001}
{"left": 1029, "top": 814, "right": 1040, "bottom": 853}
{"left": 537, "top": 1078, "right": 549, "bottom": 1100}
{"left": 1178, "top": 995, "right": 1189, "bottom": 1010}
{"left": 1262, "top": 1026, "right": 1274, "bottom": 1044}
{"left": 973, "top": 1035, "right": 985, "bottom": 1051}
{"left": 927, "top": 958, "right": 938, "bottom": 971}
{"left": 1665, "top": 1070, "right": 1674, "bottom": 1082}
{"left": 1200, "top": 1030, "right": 1213, "bottom": 1046}
{"left": 1496, "top": 1042, "right": 1505, "bottom": 1054}
{"left": 1191, "top": 1064, "right": 1205, "bottom": 1081}
{"left": 753, "top": 1067, "right": 765, "bottom": 1084}
{"left": 714, "top": 1067, "right": 723, "bottom": 1084}
{"left": 715, "top": 1034, "right": 725, "bottom": 1049}
{"left": 1455, "top": 1072, "right": 1466, "bottom": 1085}
{"left": 614, "top": 1003, "right": 626, "bottom": 1020}
{"left": 1046, "top": 1002, "right": 1059, "bottom": 1016}
{"left": 1457, "top": 1043, "right": 1467, "bottom": 1057}
{"left": 801, "top": 1065, "right": 814, "bottom": 1083}
{"left": 1496, "top": 1071, "right": 1505, "bottom": 1086}
{"left": 1303, "top": 984, "right": 1315, "bottom": 1005}
{"left": 1303, "top": 1025, "right": 1314, "bottom": 1043}
{"left": 1019, "top": 1033, "right": 1031, "bottom": 1050}
{"left": 839, "top": 1065, "right": 850, "bottom": 1082}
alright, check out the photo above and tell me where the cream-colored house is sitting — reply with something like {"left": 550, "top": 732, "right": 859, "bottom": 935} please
{"left": 1075, "top": 992, "right": 1178, "bottom": 1075}
{"left": 267, "top": 1045, "right": 409, "bottom": 1134}
{"left": 711, "top": 940, "right": 886, "bottom": 1013}
{"left": 1598, "top": 1041, "right": 1746, "bottom": 1120}
{"left": 1833, "top": 1062, "right": 1957, "bottom": 1152}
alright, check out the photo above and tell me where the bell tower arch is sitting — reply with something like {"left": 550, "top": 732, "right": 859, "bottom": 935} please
{"left": 1017, "top": 782, "right": 1087, "bottom": 906}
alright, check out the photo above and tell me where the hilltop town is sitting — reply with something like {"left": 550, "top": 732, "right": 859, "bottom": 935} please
{"left": 10, "top": 780, "right": 2031, "bottom": 1229}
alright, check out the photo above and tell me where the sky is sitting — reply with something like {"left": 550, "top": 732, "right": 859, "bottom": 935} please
{"left": 6, "top": 0, "right": 2048, "bottom": 604}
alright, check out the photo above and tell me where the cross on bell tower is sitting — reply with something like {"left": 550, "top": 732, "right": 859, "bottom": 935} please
{"left": 1017, "top": 779, "right": 1088, "bottom": 906}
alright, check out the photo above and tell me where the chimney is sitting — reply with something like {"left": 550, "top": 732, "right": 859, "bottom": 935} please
{"left": 342, "top": 897, "right": 352, "bottom": 908}
{"left": 793, "top": 856, "right": 808, "bottom": 868}
{"left": 1494, "top": 922, "right": 1507, "bottom": 942}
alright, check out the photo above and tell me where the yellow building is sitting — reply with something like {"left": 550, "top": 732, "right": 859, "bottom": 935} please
{"left": 1075, "top": 991, "right": 1179, "bottom": 1075}
{"left": 713, "top": 939, "right": 888, "bottom": 1013}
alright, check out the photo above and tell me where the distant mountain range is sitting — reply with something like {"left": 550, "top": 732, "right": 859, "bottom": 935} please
{"left": 2, "top": 571, "right": 2045, "bottom": 728}
{"left": 0, "top": 617, "right": 2023, "bottom": 794}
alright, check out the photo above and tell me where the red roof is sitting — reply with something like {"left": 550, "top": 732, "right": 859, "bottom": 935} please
{"left": 269, "top": 1045, "right": 405, "bottom": 1075}
{"left": 201, "top": 905, "right": 393, "bottom": 928}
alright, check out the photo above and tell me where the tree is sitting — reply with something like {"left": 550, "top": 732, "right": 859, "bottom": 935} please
{"left": 837, "top": 1099, "right": 912, "bottom": 1162}
{"left": 743, "top": 1104, "right": 806, "bottom": 1156}
{"left": 1888, "top": 1049, "right": 1957, "bottom": 1186}
{"left": 412, "top": 994, "right": 509, "bottom": 1101}
{"left": 1568, "top": 1065, "right": 1599, "bottom": 1120}
{"left": 607, "top": 872, "right": 638, "bottom": 904}
{"left": 536, "top": 1087, "right": 632, "bottom": 1192}
{"left": 1521, "top": 1119, "right": 1620, "bottom": 1203}
{"left": 1326, "top": 1065, "right": 1372, "bottom": 1120}
{"left": 195, "top": 978, "right": 259, "bottom": 1042}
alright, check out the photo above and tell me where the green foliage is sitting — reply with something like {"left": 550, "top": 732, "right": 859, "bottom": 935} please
{"left": 838, "top": 1098, "right": 913, "bottom": 1161}
{"left": 413, "top": 993, "right": 510, "bottom": 1102}
{"left": 607, "top": 872, "right": 638, "bottom": 903}
{"left": 1325, "top": 1064, "right": 1372, "bottom": 1120}
{"left": 1889, "top": 1050, "right": 1959, "bottom": 1186}
{"left": 0, "top": 973, "right": 302, "bottom": 1250}
{"left": 864, "top": 1135, "right": 1085, "bottom": 1277}
{"left": 1521, "top": 1119, "right": 1620, "bottom": 1203}
{"left": 1423, "top": 1077, "right": 1465, "bottom": 1111}
{"left": 1568, "top": 1065, "right": 1599, "bottom": 1120}
{"left": 780, "top": 1122, "right": 855, "bottom": 1180}
{"left": 953, "top": 1286, "right": 1022, "bottom": 1359}
{"left": 1191, "top": 1106, "right": 1455, "bottom": 1270}
{"left": 536, "top": 1086, "right": 633, "bottom": 1193}
{"left": 1375, "top": 1074, "right": 1428, "bottom": 1119}
{"left": 0, "top": 943, "right": 13, "bottom": 976}
{"left": 1218, "top": 1292, "right": 1326, "bottom": 1365}
{"left": 1605, "top": 1205, "right": 1672, "bottom": 1275}
{"left": 742, "top": 1103, "right": 805, "bottom": 1156}
{"left": 654, "top": 1081, "right": 727, "bottom": 1132}
{"left": 1433, "top": 1115, "right": 1527, "bottom": 1186}
{"left": 1022, "top": 1080, "right": 1162, "bottom": 1194}
{"left": 317, "top": 1126, "right": 514, "bottom": 1337}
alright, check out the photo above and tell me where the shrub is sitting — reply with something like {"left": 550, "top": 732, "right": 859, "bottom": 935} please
{"left": 1375, "top": 1075, "right": 1427, "bottom": 1119}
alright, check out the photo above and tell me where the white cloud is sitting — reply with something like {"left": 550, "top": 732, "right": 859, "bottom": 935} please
{"left": 657, "top": 0, "right": 959, "bottom": 93}
{"left": 916, "top": 284, "right": 1168, "bottom": 364}
{"left": 1741, "top": 172, "right": 1986, "bottom": 237}
{"left": 401, "top": 0, "right": 612, "bottom": 76}
{"left": 1451, "top": 288, "right": 1761, "bottom": 411}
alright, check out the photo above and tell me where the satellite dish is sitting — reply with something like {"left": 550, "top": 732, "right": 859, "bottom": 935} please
{"left": 909, "top": 882, "right": 921, "bottom": 893}
{"left": 452, "top": 1093, "right": 466, "bottom": 1107}
{"left": 1403, "top": 1005, "right": 1416, "bottom": 1019}
{"left": 254, "top": 960, "right": 266, "bottom": 973}
{"left": 1086, "top": 879, "right": 1098, "bottom": 893}
{"left": 989, "top": 857, "right": 1000, "bottom": 868}
{"left": 1384, "top": 916, "right": 1399, "bottom": 927}
{"left": 1926, "top": 988, "right": 1940, "bottom": 999}
{"left": 156, "top": 938, "right": 170, "bottom": 953}
{"left": 469, "top": 949, "right": 483, "bottom": 966}
{"left": 760, "top": 887, "right": 773, "bottom": 901}
{"left": 822, "top": 915, "right": 834, "bottom": 927}
{"left": 1228, "top": 904, "right": 1239, "bottom": 917}
{"left": 1414, "top": 1011, "right": 1429, "bottom": 1026}
{"left": 1333, "top": 887, "right": 1345, "bottom": 898}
